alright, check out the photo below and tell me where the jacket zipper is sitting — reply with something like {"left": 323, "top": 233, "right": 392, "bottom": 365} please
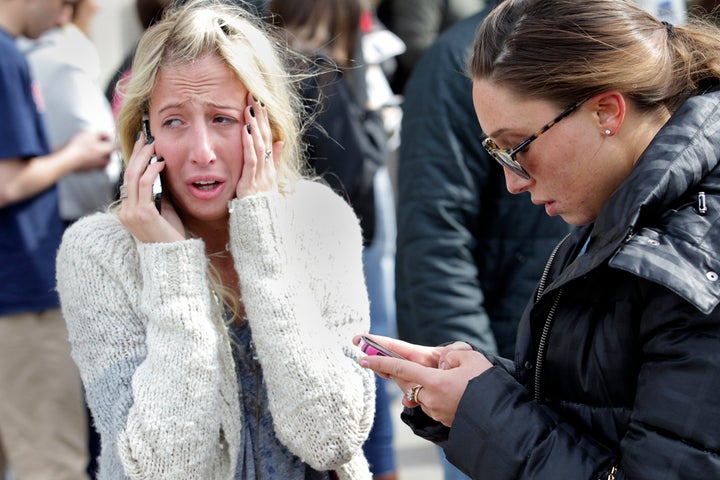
{"left": 599, "top": 465, "right": 618, "bottom": 480}
{"left": 534, "top": 289, "right": 562, "bottom": 400}
{"left": 533, "top": 234, "right": 570, "bottom": 401}
{"left": 535, "top": 236, "right": 621, "bottom": 477}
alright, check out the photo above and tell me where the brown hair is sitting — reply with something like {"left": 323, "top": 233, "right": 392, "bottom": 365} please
{"left": 268, "top": 0, "right": 362, "bottom": 68}
{"left": 469, "top": 0, "right": 720, "bottom": 113}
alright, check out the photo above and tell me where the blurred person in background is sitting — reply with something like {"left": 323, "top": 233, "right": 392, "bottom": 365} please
{"left": 0, "top": 0, "right": 114, "bottom": 478}
{"left": 20, "top": 0, "right": 120, "bottom": 226}
{"left": 268, "top": 0, "right": 399, "bottom": 478}
{"left": 19, "top": 1, "right": 120, "bottom": 475}
{"left": 375, "top": 0, "right": 485, "bottom": 93}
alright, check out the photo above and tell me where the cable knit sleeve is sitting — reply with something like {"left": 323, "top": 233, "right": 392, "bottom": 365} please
{"left": 56, "top": 213, "right": 239, "bottom": 480}
{"left": 228, "top": 180, "right": 375, "bottom": 478}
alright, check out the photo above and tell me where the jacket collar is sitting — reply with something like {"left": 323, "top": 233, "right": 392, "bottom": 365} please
{"left": 594, "top": 89, "right": 720, "bottom": 247}
{"left": 547, "top": 90, "right": 720, "bottom": 292}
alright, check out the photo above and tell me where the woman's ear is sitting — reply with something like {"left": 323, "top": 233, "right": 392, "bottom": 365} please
{"left": 592, "top": 91, "right": 625, "bottom": 136}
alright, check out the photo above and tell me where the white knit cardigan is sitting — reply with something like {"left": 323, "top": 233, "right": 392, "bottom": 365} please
{"left": 56, "top": 180, "right": 375, "bottom": 480}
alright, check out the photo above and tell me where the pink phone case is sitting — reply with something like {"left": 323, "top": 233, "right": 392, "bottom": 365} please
{"left": 359, "top": 336, "right": 406, "bottom": 359}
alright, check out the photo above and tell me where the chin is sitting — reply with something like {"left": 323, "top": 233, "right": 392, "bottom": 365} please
{"left": 561, "top": 213, "right": 595, "bottom": 226}
{"left": 183, "top": 203, "right": 230, "bottom": 222}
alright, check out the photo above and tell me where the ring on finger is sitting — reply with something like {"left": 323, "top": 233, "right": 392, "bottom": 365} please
{"left": 406, "top": 385, "right": 424, "bottom": 404}
{"left": 264, "top": 150, "right": 272, "bottom": 162}
{"left": 119, "top": 184, "right": 129, "bottom": 200}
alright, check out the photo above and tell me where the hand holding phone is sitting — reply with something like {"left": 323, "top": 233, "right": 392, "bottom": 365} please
{"left": 359, "top": 335, "right": 406, "bottom": 360}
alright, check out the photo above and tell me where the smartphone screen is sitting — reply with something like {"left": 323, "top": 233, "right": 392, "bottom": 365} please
{"left": 359, "top": 336, "right": 406, "bottom": 360}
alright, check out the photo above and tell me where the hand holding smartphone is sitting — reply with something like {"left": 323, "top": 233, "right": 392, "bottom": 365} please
{"left": 359, "top": 335, "right": 406, "bottom": 360}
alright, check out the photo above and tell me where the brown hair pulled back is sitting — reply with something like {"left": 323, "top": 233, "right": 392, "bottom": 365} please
{"left": 469, "top": 0, "right": 720, "bottom": 113}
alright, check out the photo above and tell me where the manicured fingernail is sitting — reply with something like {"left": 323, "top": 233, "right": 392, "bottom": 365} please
{"left": 359, "top": 358, "right": 369, "bottom": 367}
{"left": 249, "top": 105, "right": 255, "bottom": 117}
{"left": 135, "top": 131, "right": 142, "bottom": 141}
{"left": 246, "top": 124, "right": 251, "bottom": 134}
{"left": 146, "top": 136, "right": 155, "bottom": 144}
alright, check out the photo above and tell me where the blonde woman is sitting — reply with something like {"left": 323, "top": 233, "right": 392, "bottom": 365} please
{"left": 56, "top": 1, "right": 374, "bottom": 478}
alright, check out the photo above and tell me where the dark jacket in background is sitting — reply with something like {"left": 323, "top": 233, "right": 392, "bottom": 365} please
{"left": 395, "top": 9, "right": 570, "bottom": 358}
{"left": 410, "top": 89, "right": 720, "bottom": 479}
{"left": 302, "top": 56, "right": 388, "bottom": 245}
{"left": 376, "top": 0, "right": 485, "bottom": 93}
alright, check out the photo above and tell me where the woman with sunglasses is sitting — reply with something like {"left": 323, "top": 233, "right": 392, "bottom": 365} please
{"left": 357, "top": 0, "right": 720, "bottom": 478}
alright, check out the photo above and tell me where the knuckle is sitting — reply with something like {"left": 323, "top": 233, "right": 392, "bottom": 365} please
{"left": 390, "top": 362, "right": 405, "bottom": 378}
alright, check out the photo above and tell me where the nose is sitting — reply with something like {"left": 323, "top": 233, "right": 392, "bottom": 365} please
{"left": 189, "top": 124, "right": 216, "bottom": 166}
{"left": 504, "top": 167, "right": 532, "bottom": 194}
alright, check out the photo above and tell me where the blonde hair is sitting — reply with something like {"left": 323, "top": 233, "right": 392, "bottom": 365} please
{"left": 469, "top": 0, "right": 720, "bottom": 114}
{"left": 116, "top": 0, "right": 307, "bottom": 193}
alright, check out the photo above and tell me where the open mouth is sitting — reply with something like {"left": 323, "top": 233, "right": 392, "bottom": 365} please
{"left": 193, "top": 180, "right": 220, "bottom": 191}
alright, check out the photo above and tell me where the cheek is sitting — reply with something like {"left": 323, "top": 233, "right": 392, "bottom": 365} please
{"left": 555, "top": 168, "right": 606, "bottom": 224}
{"left": 157, "top": 144, "right": 182, "bottom": 165}
{"left": 539, "top": 136, "right": 589, "bottom": 191}
{"left": 220, "top": 143, "right": 244, "bottom": 179}
{"left": 154, "top": 143, "right": 184, "bottom": 186}
{"left": 552, "top": 163, "right": 592, "bottom": 202}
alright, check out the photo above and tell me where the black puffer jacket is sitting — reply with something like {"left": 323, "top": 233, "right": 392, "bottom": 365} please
{"left": 302, "top": 55, "right": 387, "bottom": 246}
{"left": 412, "top": 90, "right": 720, "bottom": 479}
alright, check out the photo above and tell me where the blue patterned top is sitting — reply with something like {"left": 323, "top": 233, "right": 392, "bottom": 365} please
{"left": 228, "top": 319, "right": 332, "bottom": 480}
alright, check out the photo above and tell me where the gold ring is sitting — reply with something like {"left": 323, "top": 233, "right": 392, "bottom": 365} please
{"left": 406, "top": 385, "right": 423, "bottom": 404}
